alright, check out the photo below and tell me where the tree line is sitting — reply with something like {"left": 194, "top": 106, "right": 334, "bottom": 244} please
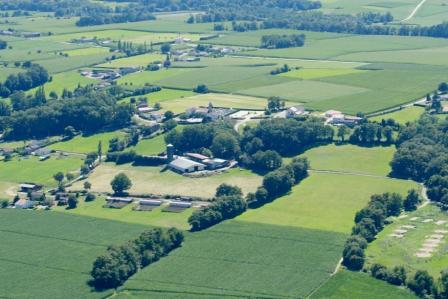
{"left": 0, "top": 64, "right": 49, "bottom": 98}
{"left": 91, "top": 227, "right": 184, "bottom": 289}
{"left": 261, "top": 34, "right": 306, "bottom": 49}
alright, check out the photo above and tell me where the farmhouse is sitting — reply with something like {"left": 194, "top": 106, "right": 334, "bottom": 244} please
{"left": 19, "top": 183, "right": 42, "bottom": 193}
{"left": 330, "top": 115, "right": 363, "bottom": 126}
{"left": 22, "top": 32, "right": 41, "bottom": 38}
{"left": 163, "top": 201, "right": 192, "bottom": 212}
{"left": 169, "top": 157, "right": 206, "bottom": 173}
{"left": 14, "top": 199, "right": 35, "bottom": 209}
{"left": 286, "top": 106, "right": 307, "bottom": 118}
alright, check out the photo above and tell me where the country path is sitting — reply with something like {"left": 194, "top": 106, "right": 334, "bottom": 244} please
{"left": 401, "top": 0, "right": 429, "bottom": 22}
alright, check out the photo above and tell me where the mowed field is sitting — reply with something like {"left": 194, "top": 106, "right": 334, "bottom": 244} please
{"left": 49, "top": 131, "right": 125, "bottom": 154}
{"left": 311, "top": 270, "right": 418, "bottom": 299}
{"left": 370, "top": 106, "right": 425, "bottom": 124}
{"left": 0, "top": 210, "right": 147, "bottom": 299}
{"left": 71, "top": 164, "right": 262, "bottom": 198}
{"left": 365, "top": 204, "right": 448, "bottom": 278}
{"left": 114, "top": 144, "right": 418, "bottom": 298}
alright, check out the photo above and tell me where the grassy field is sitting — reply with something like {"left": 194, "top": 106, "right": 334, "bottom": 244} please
{"left": 301, "top": 144, "right": 396, "bottom": 176}
{"left": 55, "top": 195, "right": 192, "bottom": 230}
{"left": 118, "top": 68, "right": 190, "bottom": 86}
{"left": 120, "top": 88, "right": 196, "bottom": 105}
{"left": 311, "top": 270, "right": 418, "bottom": 299}
{"left": 71, "top": 164, "right": 262, "bottom": 198}
{"left": 29, "top": 70, "right": 96, "bottom": 96}
{"left": 370, "top": 106, "right": 425, "bottom": 124}
{"left": 96, "top": 53, "right": 164, "bottom": 68}
{"left": 0, "top": 210, "right": 147, "bottom": 299}
{"left": 120, "top": 221, "right": 347, "bottom": 298}
{"left": 0, "top": 155, "right": 83, "bottom": 187}
{"left": 62, "top": 47, "right": 110, "bottom": 56}
{"left": 49, "top": 131, "right": 125, "bottom": 154}
{"left": 366, "top": 205, "right": 448, "bottom": 278}
{"left": 280, "top": 68, "right": 366, "bottom": 80}
{"left": 128, "top": 134, "right": 166, "bottom": 156}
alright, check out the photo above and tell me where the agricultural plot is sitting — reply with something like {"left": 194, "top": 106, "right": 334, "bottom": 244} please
{"left": 128, "top": 134, "right": 166, "bottom": 156}
{"left": 120, "top": 221, "right": 347, "bottom": 299}
{"left": 120, "top": 88, "right": 196, "bottom": 105}
{"left": 239, "top": 173, "right": 417, "bottom": 234}
{"left": 311, "top": 270, "right": 418, "bottom": 299}
{"left": 96, "top": 53, "right": 164, "bottom": 68}
{"left": 28, "top": 70, "right": 96, "bottom": 97}
{"left": 0, "top": 155, "right": 83, "bottom": 188}
{"left": 71, "top": 163, "right": 262, "bottom": 198}
{"left": 0, "top": 66, "right": 22, "bottom": 81}
{"left": 35, "top": 52, "right": 112, "bottom": 73}
{"left": 62, "top": 47, "right": 110, "bottom": 56}
{"left": 0, "top": 210, "right": 147, "bottom": 299}
{"left": 365, "top": 205, "right": 448, "bottom": 278}
{"left": 280, "top": 68, "right": 366, "bottom": 80}
{"left": 55, "top": 196, "right": 192, "bottom": 230}
{"left": 117, "top": 68, "right": 191, "bottom": 86}
{"left": 370, "top": 106, "right": 425, "bottom": 124}
{"left": 49, "top": 131, "right": 125, "bottom": 154}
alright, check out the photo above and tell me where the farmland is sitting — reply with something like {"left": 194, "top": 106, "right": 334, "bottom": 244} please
{"left": 71, "top": 164, "right": 262, "bottom": 198}
{"left": 370, "top": 106, "right": 426, "bottom": 124}
{"left": 0, "top": 210, "right": 147, "bottom": 299}
{"left": 49, "top": 131, "right": 125, "bottom": 154}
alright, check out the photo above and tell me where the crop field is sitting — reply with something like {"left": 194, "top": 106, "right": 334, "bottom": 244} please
{"left": 0, "top": 66, "right": 22, "bottom": 81}
{"left": 29, "top": 70, "right": 96, "bottom": 96}
{"left": 35, "top": 52, "right": 112, "bottom": 73}
{"left": 62, "top": 47, "right": 110, "bottom": 56}
{"left": 301, "top": 144, "right": 396, "bottom": 176}
{"left": 365, "top": 205, "right": 448, "bottom": 278}
{"left": 120, "top": 221, "right": 347, "bottom": 299}
{"left": 370, "top": 106, "right": 425, "bottom": 124}
{"left": 128, "top": 134, "right": 166, "bottom": 156}
{"left": 280, "top": 68, "right": 366, "bottom": 80}
{"left": 55, "top": 196, "right": 192, "bottom": 229}
{"left": 71, "top": 163, "right": 262, "bottom": 198}
{"left": 0, "top": 155, "right": 83, "bottom": 187}
{"left": 117, "top": 68, "right": 191, "bottom": 86}
{"left": 311, "top": 270, "right": 418, "bottom": 299}
{"left": 95, "top": 53, "right": 163, "bottom": 68}
{"left": 120, "top": 88, "right": 196, "bottom": 105}
{"left": 155, "top": 93, "right": 274, "bottom": 113}
{"left": 0, "top": 210, "right": 147, "bottom": 299}
{"left": 49, "top": 131, "right": 125, "bottom": 154}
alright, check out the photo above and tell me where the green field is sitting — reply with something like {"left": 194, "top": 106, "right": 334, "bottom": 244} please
{"left": 0, "top": 210, "right": 147, "bottom": 299}
{"left": 120, "top": 221, "right": 347, "bottom": 298}
{"left": 29, "top": 70, "right": 96, "bottom": 96}
{"left": 120, "top": 88, "right": 196, "bottom": 105}
{"left": 280, "top": 68, "right": 366, "bottom": 80}
{"left": 0, "top": 155, "right": 83, "bottom": 188}
{"left": 370, "top": 106, "right": 425, "bottom": 124}
{"left": 62, "top": 47, "right": 110, "bottom": 56}
{"left": 55, "top": 196, "right": 192, "bottom": 229}
{"left": 96, "top": 53, "right": 164, "bottom": 68}
{"left": 311, "top": 270, "right": 418, "bottom": 299}
{"left": 128, "top": 134, "right": 166, "bottom": 156}
{"left": 49, "top": 131, "right": 125, "bottom": 154}
{"left": 71, "top": 164, "right": 262, "bottom": 198}
{"left": 366, "top": 205, "right": 448, "bottom": 278}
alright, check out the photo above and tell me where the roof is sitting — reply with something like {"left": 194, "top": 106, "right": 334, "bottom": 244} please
{"left": 20, "top": 183, "right": 36, "bottom": 189}
{"left": 325, "top": 110, "right": 342, "bottom": 116}
{"left": 139, "top": 199, "right": 162, "bottom": 206}
{"left": 106, "top": 197, "right": 133, "bottom": 203}
{"left": 169, "top": 201, "right": 192, "bottom": 208}
{"left": 169, "top": 157, "right": 205, "bottom": 170}
{"left": 186, "top": 153, "right": 209, "bottom": 161}
{"left": 15, "top": 199, "right": 33, "bottom": 206}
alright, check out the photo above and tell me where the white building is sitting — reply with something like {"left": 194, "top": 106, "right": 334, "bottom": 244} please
{"left": 169, "top": 157, "right": 206, "bottom": 173}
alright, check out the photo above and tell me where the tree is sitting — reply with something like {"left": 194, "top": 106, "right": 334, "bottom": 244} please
{"left": 84, "top": 181, "right": 92, "bottom": 191}
{"left": 215, "top": 184, "right": 242, "bottom": 198}
{"left": 53, "top": 172, "right": 64, "bottom": 186}
{"left": 161, "top": 43, "right": 171, "bottom": 54}
{"left": 387, "top": 266, "right": 407, "bottom": 286}
{"left": 403, "top": 189, "right": 421, "bottom": 211}
{"left": 337, "top": 125, "right": 349, "bottom": 142}
{"left": 85, "top": 193, "right": 96, "bottom": 202}
{"left": 67, "top": 194, "right": 78, "bottom": 209}
{"left": 383, "top": 126, "right": 394, "bottom": 144}
{"left": 211, "top": 133, "right": 240, "bottom": 159}
{"left": 111, "top": 173, "right": 132, "bottom": 194}
{"left": 252, "top": 150, "right": 282, "bottom": 172}
{"left": 370, "top": 263, "right": 388, "bottom": 280}
{"left": 163, "top": 119, "right": 177, "bottom": 131}
{"left": 438, "top": 82, "right": 448, "bottom": 93}
{"left": 164, "top": 110, "right": 174, "bottom": 120}
{"left": 66, "top": 172, "right": 75, "bottom": 181}
{"left": 64, "top": 126, "right": 76, "bottom": 139}
{"left": 408, "top": 270, "right": 435, "bottom": 297}
{"left": 193, "top": 84, "right": 209, "bottom": 93}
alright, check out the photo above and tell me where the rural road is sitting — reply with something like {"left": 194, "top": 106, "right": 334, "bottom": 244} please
{"left": 401, "top": 0, "right": 428, "bottom": 22}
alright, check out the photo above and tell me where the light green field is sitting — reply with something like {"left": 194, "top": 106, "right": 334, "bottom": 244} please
{"left": 62, "top": 47, "right": 110, "bottom": 56}
{"left": 49, "top": 131, "right": 125, "bottom": 154}
{"left": 55, "top": 196, "right": 192, "bottom": 230}
{"left": 97, "top": 53, "right": 164, "bottom": 68}
{"left": 155, "top": 93, "right": 274, "bottom": 113}
{"left": 35, "top": 53, "right": 112, "bottom": 73}
{"left": 28, "top": 70, "right": 96, "bottom": 97}
{"left": 71, "top": 163, "right": 262, "bottom": 198}
{"left": 370, "top": 106, "right": 425, "bottom": 124}
{"left": 0, "top": 210, "right": 147, "bottom": 299}
{"left": 120, "top": 88, "right": 196, "bottom": 105}
{"left": 366, "top": 205, "right": 448, "bottom": 278}
{"left": 128, "top": 135, "right": 166, "bottom": 156}
{"left": 280, "top": 68, "right": 366, "bottom": 80}
{"left": 0, "top": 155, "right": 83, "bottom": 187}
{"left": 0, "top": 181, "right": 16, "bottom": 200}
{"left": 118, "top": 68, "right": 190, "bottom": 85}
{"left": 301, "top": 144, "right": 396, "bottom": 176}
{"left": 0, "top": 67, "right": 22, "bottom": 81}
{"left": 311, "top": 270, "right": 418, "bottom": 299}
{"left": 239, "top": 173, "right": 417, "bottom": 234}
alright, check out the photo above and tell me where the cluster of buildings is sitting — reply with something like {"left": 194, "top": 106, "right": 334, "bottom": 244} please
{"left": 322, "top": 110, "right": 362, "bottom": 127}
{"left": 179, "top": 103, "right": 235, "bottom": 124}
{"left": 167, "top": 146, "right": 230, "bottom": 174}
{"left": 172, "top": 46, "right": 236, "bottom": 62}
{"left": 1, "top": 30, "right": 42, "bottom": 38}
{"left": 80, "top": 67, "right": 139, "bottom": 81}
{"left": 105, "top": 196, "right": 192, "bottom": 213}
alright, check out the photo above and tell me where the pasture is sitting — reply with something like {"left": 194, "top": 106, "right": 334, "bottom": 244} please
{"left": 120, "top": 88, "right": 196, "bottom": 105}
{"left": 55, "top": 196, "right": 192, "bottom": 230}
{"left": 120, "top": 221, "right": 347, "bottom": 298}
{"left": 49, "top": 131, "right": 125, "bottom": 154}
{"left": 128, "top": 134, "right": 166, "bottom": 156}
{"left": 0, "top": 210, "right": 147, "bottom": 299}
{"left": 370, "top": 106, "right": 425, "bottom": 124}
{"left": 365, "top": 205, "right": 448, "bottom": 278}
{"left": 29, "top": 70, "right": 96, "bottom": 96}
{"left": 117, "top": 68, "right": 190, "bottom": 86}
{"left": 311, "top": 270, "right": 418, "bottom": 299}
{"left": 96, "top": 53, "right": 164, "bottom": 68}
{"left": 71, "top": 163, "right": 262, "bottom": 198}
{"left": 0, "top": 155, "right": 83, "bottom": 187}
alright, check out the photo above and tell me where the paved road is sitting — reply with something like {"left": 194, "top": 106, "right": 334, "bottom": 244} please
{"left": 401, "top": 0, "right": 428, "bottom": 22}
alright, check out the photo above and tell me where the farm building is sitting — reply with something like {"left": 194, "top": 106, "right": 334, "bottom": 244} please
{"left": 286, "top": 106, "right": 307, "bottom": 118}
{"left": 169, "top": 157, "right": 206, "bottom": 173}
{"left": 22, "top": 32, "right": 41, "bottom": 38}
{"left": 163, "top": 201, "right": 192, "bottom": 212}
{"left": 137, "top": 199, "right": 163, "bottom": 211}
{"left": 203, "top": 158, "right": 230, "bottom": 170}
{"left": 185, "top": 152, "right": 209, "bottom": 163}
{"left": 14, "top": 199, "right": 35, "bottom": 209}
{"left": 330, "top": 115, "right": 363, "bottom": 127}
{"left": 19, "top": 183, "right": 42, "bottom": 193}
